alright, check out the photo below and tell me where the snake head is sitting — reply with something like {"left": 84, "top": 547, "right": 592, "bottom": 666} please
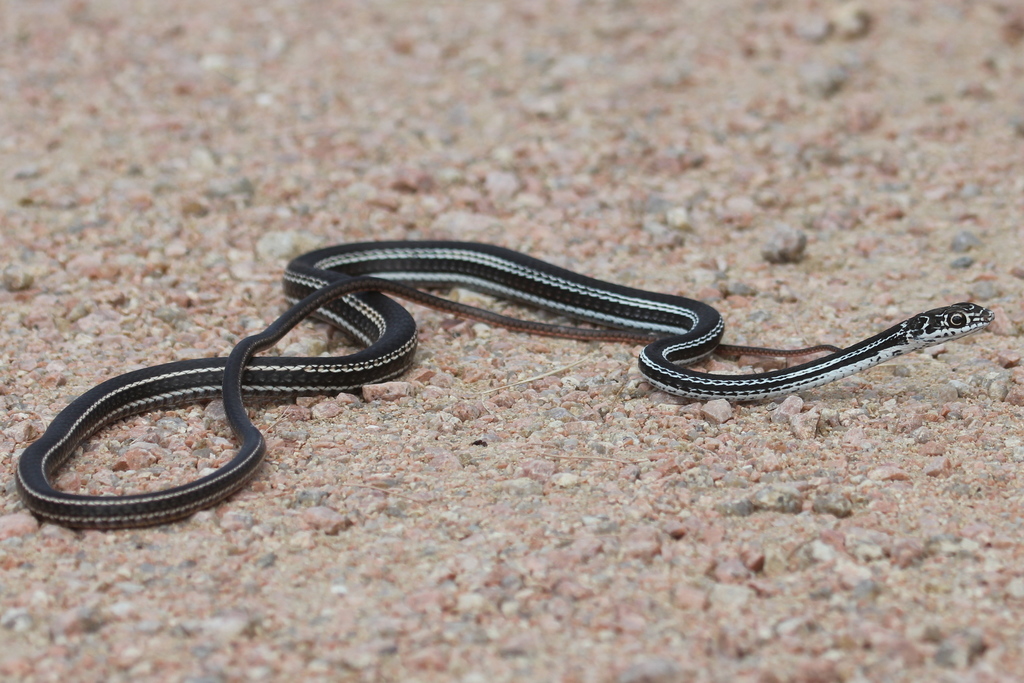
{"left": 905, "top": 302, "right": 994, "bottom": 344}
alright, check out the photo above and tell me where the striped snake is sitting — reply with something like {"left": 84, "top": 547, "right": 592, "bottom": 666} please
{"left": 16, "top": 242, "right": 993, "bottom": 528}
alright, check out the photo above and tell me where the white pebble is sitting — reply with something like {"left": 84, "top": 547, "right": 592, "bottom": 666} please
{"left": 551, "top": 472, "right": 580, "bottom": 488}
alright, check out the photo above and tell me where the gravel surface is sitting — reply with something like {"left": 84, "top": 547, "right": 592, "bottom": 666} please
{"left": 2, "top": 1, "right": 1023, "bottom": 681}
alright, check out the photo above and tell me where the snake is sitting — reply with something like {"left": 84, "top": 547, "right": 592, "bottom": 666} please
{"left": 15, "top": 241, "right": 994, "bottom": 528}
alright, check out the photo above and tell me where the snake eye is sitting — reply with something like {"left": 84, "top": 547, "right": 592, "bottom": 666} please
{"left": 948, "top": 312, "right": 967, "bottom": 327}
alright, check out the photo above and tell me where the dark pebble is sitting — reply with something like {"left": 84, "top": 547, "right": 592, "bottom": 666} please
{"left": 950, "top": 230, "right": 982, "bottom": 253}
{"left": 949, "top": 256, "right": 974, "bottom": 269}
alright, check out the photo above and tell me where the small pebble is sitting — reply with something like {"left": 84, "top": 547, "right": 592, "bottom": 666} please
{"left": 362, "top": 381, "right": 414, "bottom": 401}
{"left": 429, "top": 451, "right": 462, "bottom": 471}
{"left": 180, "top": 198, "right": 209, "bottom": 217}
{"left": 484, "top": 171, "right": 521, "bottom": 200}
{"left": 644, "top": 195, "right": 675, "bottom": 216}
{"left": 935, "top": 629, "right": 987, "bottom": 668}
{"left": 802, "top": 540, "right": 838, "bottom": 565}
{"left": 1005, "top": 386, "right": 1024, "bottom": 406}
{"left": 959, "top": 183, "right": 981, "bottom": 199}
{"left": 621, "top": 527, "right": 662, "bottom": 561}
{"left": 653, "top": 62, "right": 693, "bottom": 89}
{"left": 713, "top": 558, "right": 752, "bottom": 583}
{"left": 995, "top": 350, "right": 1021, "bottom": 368}
{"left": 794, "top": 15, "right": 832, "bottom": 43}
{"left": 5, "top": 421, "right": 38, "bottom": 444}
{"left": 1003, "top": 10, "right": 1024, "bottom": 45}
{"left": 799, "top": 62, "right": 849, "bottom": 99}
{"left": 832, "top": 2, "right": 872, "bottom": 39}
{"left": 812, "top": 492, "right": 853, "bottom": 518}
{"left": 200, "top": 614, "right": 255, "bottom": 640}
{"left": 761, "top": 224, "right": 808, "bottom": 263}
{"left": 790, "top": 410, "right": 820, "bottom": 439}
{"left": 1005, "top": 578, "right": 1024, "bottom": 599}
{"left": 551, "top": 472, "right": 580, "bottom": 488}
{"left": 617, "top": 657, "right": 683, "bottom": 683}
{"left": 701, "top": 399, "right": 733, "bottom": 424}
{"left": 455, "top": 592, "right": 490, "bottom": 615}
{"left": 836, "top": 559, "right": 873, "bottom": 588}
{"left": 497, "top": 477, "right": 542, "bottom": 496}
{"left": 1, "top": 608, "right": 33, "bottom": 632}
{"left": 2, "top": 264, "right": 34, "bottom": 291}
{"left": 663, "top": 519, "right": 689, "bottom": 539}
{"left": 642, "top": 218, "right": 672, "bottom": 240}
{"left": 750, "top": 484, "right": 803, "bottom": 514}
{"left": 925, "top": 534, "right": 977, "bottom": 558}
{"left": 255, "top": 230, "right": 323, "bottom": 261}
{"left": 219, "top": 510, "right": 255, "bottom": 531}
{"left": 672, "top": 585, "right": 708, "bottom": 610}
{"left": 969, "top": 280, "right": 998, "bottom": 300}
{"left": 205, "top": 176, "right": 255, "bottom": 198}
{"left": 846, "top": 536, "right": 886, "bottom": 563}
{"left": 923, "top": 457, "right": 951, "bottom": 477}
{"left": 153, "top": 306, "right": 186, "bottom": 325}
{"left": 716, "top": 498, "right": 755, "bottom": 517}
{"left": 867, "top": 465, "right": 909, "bottom": 481}
{"left": 283, "top": 337, "right": 328, "bottom": 357}
{"left": 300, "top": 506, "right": 352, "bottom": 535}
{"left": 50, "top": 607, "right": 104, "bottom": 638}
{"left": 708, "top": 583, "right": 754, "bottom": 610}
{"left": 205, "top": 400, "right": 227, "bottom": 422}
{"left": 389, "top": 167, "right": 435, "bottom": 193}
{"left": 311, "top": 400, "right": 344, "bottom": 420}
{"left": 450, "top": 400, "right": 486, "bottom": 421}
{"left": 770, "top": 396, "right": 804, "bottom": 425}
{"left": 722, "top": 281, "right": 756, "bottom": 297}
{"left": 12, "top": 165, "right": 42, "bottom": 180}
{"left": 852, "top": 579, "right": 883, "bottom": 600}
{"left": 521, "top": 458, "right": 555, "bottom": 482}
{"left": 950, "top": 230, "right": 982, "bottom": 253}
{"left": 665, "top": 207, "right": 692, "bottom": 231}
{"left": 0, "top": 513, "right": 40, "bottom": 540}
{"left": 891, "top": 538, "right": 926, "bottom": 568}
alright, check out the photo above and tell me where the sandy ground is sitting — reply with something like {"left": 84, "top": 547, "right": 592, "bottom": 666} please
{"left": 1, "top": 1, "right": 1024, "bottom": 681}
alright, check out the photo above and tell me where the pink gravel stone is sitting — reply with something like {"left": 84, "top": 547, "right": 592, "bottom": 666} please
{"left": 362, "top": 381, "right": 414, "bottom": 401}
{"left": 701, "top": 399, "right": 733, "bottom": 424}
{"left": 0, "top": 513, "right": 39, "bottom": 540}
{"left": 429, "top": 450, "right": 463, "bottom": 471}
{"left": 621, "top": 527, "right": 662, "bottom": 561}
{"left": 790, "top": 410, "right": 820, "bottom": 439}
{"left": 770, "top": 395, "right": 804, "bottom": 424}
{"left": 923, "top": 457, "right": 951, "bottom": 477}
{"left": 311, "top": 399, "right": 343, "bottom": 420}
{"left": 673, "top": 585, "right": 709, "bottom": 610}
{"left": 867, "top": 465, "right": 910, "bottom": 481}
{"left": 521, "top": 458, "right": 555, "bottom": 481}
{"left": 300, "top": 507, "right": 352, "bottom": 535}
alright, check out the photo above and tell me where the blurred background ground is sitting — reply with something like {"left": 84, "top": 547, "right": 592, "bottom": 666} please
{"left": 1, "top": 1, "right": 1023, "bottom": 681}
